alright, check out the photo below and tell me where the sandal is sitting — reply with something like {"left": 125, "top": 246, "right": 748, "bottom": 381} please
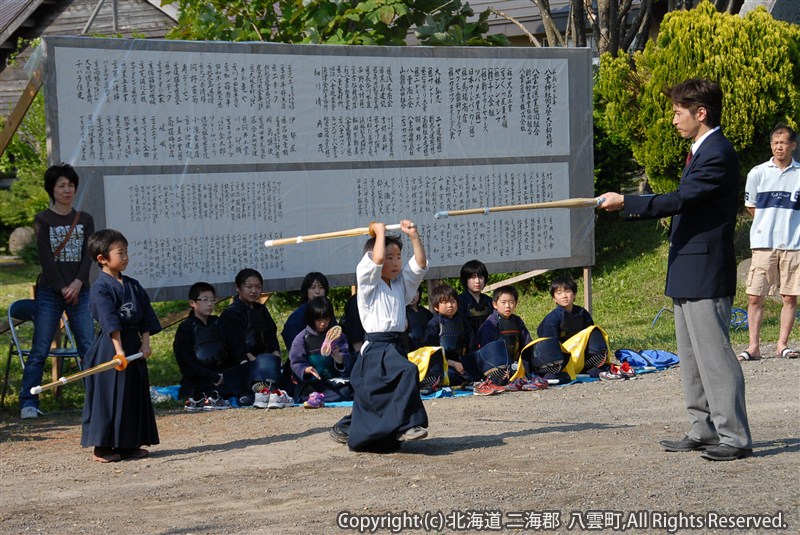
{"left": 92, "top": 447, "right": 121, "bottom": 463}
{"left": 119, "top": 447, "right": 150, "bottom": 460}
{"left": 779, "top": 348, "right": 799, "bottom": 359}
{"left": 737, "top": 351, "right": 761, "bottom": 362}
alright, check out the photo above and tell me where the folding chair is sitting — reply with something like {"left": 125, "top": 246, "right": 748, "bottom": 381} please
{"left": 1, "top": 299, "right": 84, "bottom": 406}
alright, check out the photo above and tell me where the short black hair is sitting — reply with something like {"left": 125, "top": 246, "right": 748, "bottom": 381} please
{"left": 363, "top": 234, "right": 403, "bottom": 255}
{"left": 300, "top": 272, "right": 329, "bottom": 303}
{"left": 492, "top": 285, "right": 518, "bottom": 302}
{"left": 771, "top": 123, "right": 797, "bottom": 143}
{"left": 430, "top": 283, "right": 458, "bottom": 309}
{"left": 663, "top": 78, "right": 723, "bottom": 128}
{"left": 189, "top": 282, "right": 215, "bottom": 301}
{"left": 235, "top": 268, "right": 263, "bottom": 287}
{"left": 44, "top": 164, "right": 79, "bottom": 203}
{"left": 87, "top": 229, "right": 128, "bottom": 267}
{"left": 460, "top": 259, "right": 489, "bottom": 290}
{"left": 304, "top": 296, "right": 335, "bottom": 327}
{"left": 550, "top": 276, "right": 577, "bottom": 297}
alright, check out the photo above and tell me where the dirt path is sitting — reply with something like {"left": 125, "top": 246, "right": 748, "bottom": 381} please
{"left": 1, "top": 353, "right": 798, "bottom": 534}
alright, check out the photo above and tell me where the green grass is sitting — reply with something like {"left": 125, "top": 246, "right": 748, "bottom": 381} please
{"left": 0, "top": 216, "right": 787, "bottom": 414}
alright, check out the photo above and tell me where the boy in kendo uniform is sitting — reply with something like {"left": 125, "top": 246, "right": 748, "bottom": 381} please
{"left": 475, "top": 285, "right": 532, "bottom": 388}
{"left": 420, "top": 283, "right": 477, "bottom": 388}
{"left": 173, "top": 282, "right": 281, "bottom": 408}
{"left": 528, "top": 276, "right": 612, "bottom": 382}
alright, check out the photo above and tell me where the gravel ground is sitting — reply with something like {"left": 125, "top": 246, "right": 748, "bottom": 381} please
{"left": 1, "top": 343, "right": 797, "bottom": 535}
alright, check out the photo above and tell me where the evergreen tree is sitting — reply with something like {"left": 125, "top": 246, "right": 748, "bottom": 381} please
{"left": 595, "top": 2, "right": 800, "bottom": 193}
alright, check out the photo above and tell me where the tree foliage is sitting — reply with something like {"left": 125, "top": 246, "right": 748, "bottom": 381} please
{"left": 164, "top": 0, "right": 509, "bottom": 46}
{"left": 0, "top": 93, "right": 49, "bottom": 228}
{"left": 595, "top": 2, "right": 800, "bottom": 193}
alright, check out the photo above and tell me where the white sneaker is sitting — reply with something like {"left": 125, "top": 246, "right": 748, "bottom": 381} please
{"left": 20, "top": 406, "right": 39, "bottom": 419}
{"left": 253, "top": 389, "right": 270, "bottom": 409}
{"left": 268, "top": 389, "right": 292, "bottom": 409}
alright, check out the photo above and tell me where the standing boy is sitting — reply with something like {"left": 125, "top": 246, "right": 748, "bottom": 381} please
{"left": 329, "top": 220, "right": 429, "bottom": 452}
{"left": 600, "top": 78, "right": 752, "bottom": 461}
{"left": 740, "top": 123, "right": 800, "bottom": 361}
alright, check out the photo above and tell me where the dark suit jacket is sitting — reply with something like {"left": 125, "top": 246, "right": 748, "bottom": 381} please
{"left": 623, "top": 129, "right": 739, "bottom": 299}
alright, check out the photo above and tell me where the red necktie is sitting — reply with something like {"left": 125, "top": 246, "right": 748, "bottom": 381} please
{"left": 685, "top": 150, "right": 693, "bottom": 166}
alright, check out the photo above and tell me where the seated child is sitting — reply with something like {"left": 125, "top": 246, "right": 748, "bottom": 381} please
{"left": 457, "top": 259, "right": 494, "bottom": 334}
{"left": 289, "top": 296, "right": 354, "bottom": 404}
{"left": 219, "top": 268, "right": 290, "bottom": 408}
{"left": 475, "top": 285, "right": 532, "bottom": 386}
{"left": 329, "top": 220, "right": 429, "bottom": 452}
{"left": 423, "top": 283, "right": 477, "bottom": 387}
{"left": 406, "top": 286, "right": 433, "bottom": 351}
{"left": 173, "top": 282, "right": 282, "bottom": 409}
{"left": 531, "top": 276, "right": 610, "bottom": 381}
{"left": 340, "top": 292, "right": 365, "bottom": 355}
{"left": 280, "top": 272, "right": 331, "bottom": 350}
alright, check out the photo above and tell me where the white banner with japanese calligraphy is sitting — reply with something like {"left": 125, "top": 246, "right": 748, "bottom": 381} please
{"left": 43, "top": 37, "right": 594, "bottom": 300}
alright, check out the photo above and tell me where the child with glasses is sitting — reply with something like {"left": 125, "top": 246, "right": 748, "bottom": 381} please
{"left": 173, "top": 282, "right": 283, "bottom": 410}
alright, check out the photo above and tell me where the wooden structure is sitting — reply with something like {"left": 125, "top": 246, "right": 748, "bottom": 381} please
{"left": 0, "top": 0, "right": 177, "bottom": 122}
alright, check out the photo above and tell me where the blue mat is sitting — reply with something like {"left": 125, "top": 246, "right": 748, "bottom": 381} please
{"left": 152, "top": 366, "right": 663, "bottom": 408}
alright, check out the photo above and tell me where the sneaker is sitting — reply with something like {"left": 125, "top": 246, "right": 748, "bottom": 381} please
{"left": 253, "top": 389, "right": 270, "bottom": 409}
{"left": 184, "top": 397, "right": 205, "bottom": 412}
{"left": 203, "top": 392, "right": 232, "bottom": 411}
{"left": 321, "top": 325, "right": 343, "bottom": 357}
{"left": 251, "top": 381, "right": 272, "bottom": 393}
{"left": 503, "top": 378, "right": 525, "bottom": 392}
{"left": 303, "top": 392, "right": 325, "bottom": 409}
{"left": 617, "top": 362, "right": 637, "bottom": 378}
{"left": 522, "top": 376, "right": 549, "bottom": 391}
{"left": 268, "top": 389, "right": 292, "bottom": 409}
{"left": 599, "top": 369, "right": 624, "bottom": 381}
{"left": 473, "top": 379, "right": 504, "bottom": 396}
{"left": 20, "top": 406, "right": 39, "bottom": 419}
{"left": 397, "top": 426, "right": 428, "bottom": 441}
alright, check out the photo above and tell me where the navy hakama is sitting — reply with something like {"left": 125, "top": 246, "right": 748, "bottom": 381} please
{"left": 341, "top": 333, "right": 428, "bottom": 452}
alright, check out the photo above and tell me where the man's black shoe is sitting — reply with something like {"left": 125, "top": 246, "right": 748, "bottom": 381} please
{"left": 659, "top": 436, "right": 716, "bottom": 452}
{"left": 700, "top": 444, "right": 752, "bottom": 461}
{"left": 329, "top": 424, "right": 349, "bottom": 444}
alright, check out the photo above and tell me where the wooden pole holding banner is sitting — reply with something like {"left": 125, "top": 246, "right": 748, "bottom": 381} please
{"left": 0, "top": 65, "right": 43, "bottom": 159}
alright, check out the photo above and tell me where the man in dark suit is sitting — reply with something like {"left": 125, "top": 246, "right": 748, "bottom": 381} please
{"left": 600, "top": 78, "right": 752, "bottom": 461}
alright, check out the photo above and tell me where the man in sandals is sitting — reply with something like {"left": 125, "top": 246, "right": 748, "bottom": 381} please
{"left": 741, "top": 123, "right": 800, "bottom": 361}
